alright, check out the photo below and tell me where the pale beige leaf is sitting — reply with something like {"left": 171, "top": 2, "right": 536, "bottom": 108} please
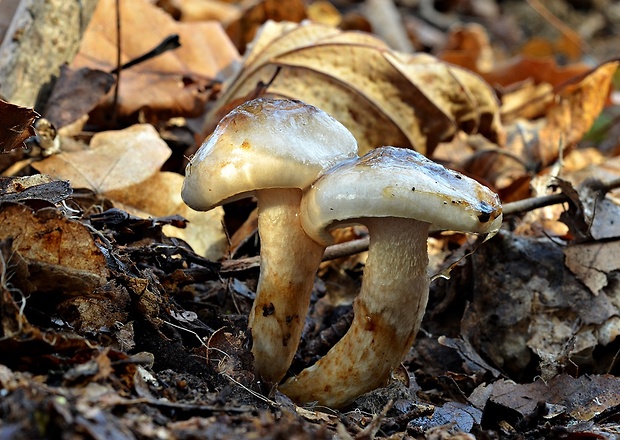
{"left": 564, "top": 241, "right": 620, "bottom": 296}
{"left": 33, "top": 124, "right": 171, "bottom": 194}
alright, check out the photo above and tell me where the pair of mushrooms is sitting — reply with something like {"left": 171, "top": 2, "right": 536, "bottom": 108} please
{"left": 182, "top": 98, "right": 502, "bottom": 408}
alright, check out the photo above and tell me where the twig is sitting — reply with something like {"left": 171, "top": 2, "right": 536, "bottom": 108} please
{"left": 526, "top": 0, "right": 588, "bottom": 54}
{"left": 221, "top": 373, "right": 281, "bottom": 408}
{"left": 109, "top": 34, "right": 180, "bottom": 74}
{"left": 354, "top": 399, "right": 394, "bottom": 439}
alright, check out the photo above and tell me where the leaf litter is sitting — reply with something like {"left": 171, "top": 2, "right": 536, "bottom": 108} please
{"left": 0, "top": 0, "right": 620, "bottom": 438}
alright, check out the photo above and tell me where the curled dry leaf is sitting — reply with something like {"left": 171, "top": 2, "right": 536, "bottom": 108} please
{"left": 0, "top": 99, "right": 37, "bottom": 152}
{"left": 32, "top": 124, "right": 227, "bottom": 259}
{"left": 206, "top": 20, "right": 504, "bottom": 156}
{"left": 72, "top": 0, "right": 240, "bottom": 121}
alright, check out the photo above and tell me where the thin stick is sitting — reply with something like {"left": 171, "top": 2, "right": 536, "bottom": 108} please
{"left": 109, "top": 35, "right": 180, "bottom": 74}
{"left": 526, "top": 0, "right": 588, "bottom": 53}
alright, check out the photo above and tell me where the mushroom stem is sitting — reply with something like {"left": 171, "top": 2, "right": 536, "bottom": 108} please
{"left": 250, "top": 188, "right": 325, "bottom": 384}
{"left": 279, "top": 217, "right": 431, "bottom": 408}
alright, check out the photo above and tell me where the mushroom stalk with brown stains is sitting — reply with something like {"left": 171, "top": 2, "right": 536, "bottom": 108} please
{"left": 279, "top": 146, "right": 502, "bottom": 408}
{"left": 181, "top": 98, "right": 358, "bottom": 384}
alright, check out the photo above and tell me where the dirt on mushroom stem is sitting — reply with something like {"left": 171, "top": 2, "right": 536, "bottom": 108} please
{"left": 279, "top": 217, "right": 431, "bottom": 408}
{"left": 249, "top": 188, "right": 325, "bottom": 384}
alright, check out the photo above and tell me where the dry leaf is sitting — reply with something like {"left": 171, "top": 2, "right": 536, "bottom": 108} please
{"left": 0, "top": 203, "right": 109, "bottom": 295}
{"left": 564, "top": 241, "right": 620, "bottom": 296}
{"left": 33, "top": 124, "right": 171, "bottom": 194}
{"left": 164, "top": 0, "right": 241, "bottom": 24}
{"left": 438, "top": 24, "right": 591, "bottom": 89}
{"left": 207, "top": 20, "right": 504, "bottom": 156}
{"left": 225, "top": 0, "right": 307, "bottom": 54}
{"left": 0, "top": 99, "right": 37, "bottom": 152}
{"left": 72, "top": 0, "right": 239, "bottom": 121}
{"left": 489, "top": 375, "right": 620, "bottom": 423}
{"left": 536, "top": 61, "right": 619, "bottom": 165}
{"left": 306, "top": 1, "right": 341, "bottom": 26}
{"left": 43, "top": 65, "right": 115, "bottom": 129}
{"left": 0, "top": 175, "right": 72, "bottom": 205}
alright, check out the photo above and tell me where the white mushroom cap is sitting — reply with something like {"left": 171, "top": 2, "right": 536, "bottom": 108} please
{"left": 301, "top": 146, "right": 503, "bottom": 245}
{"left": 181, "top": 98, "right": 358, "bottom": 210}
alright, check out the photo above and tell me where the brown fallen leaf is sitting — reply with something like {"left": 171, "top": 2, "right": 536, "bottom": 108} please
{"left": 225, "top": 0, "right": 307, "bottom": 54}
{"left": 0, "top": 99, "right": 38, "bottom": 152}
{"left": 164, "top": 0, "right": 241, "bottom": 24}
{"left": 535, "top": 61, "right": 619, "bottom": 166}
{"left": 72, "top": 0, "right": 240, "bottom": 122}
{"left": 465, "top": 61, "right": 619, "bottom": 192}
{"left": 206, "top": 20, "right": 504, "bottom": 156}
{"left": 438, "top": 23, "right": 592, "bottom": 89}
{"left": 43, "top": 65, "right": 115, "bottom": 129}
{"left": 0, "top": 203, "right": 109, "bottom": 295}
{"left": 107, "top": 171, "right": 227, "bottom": 260}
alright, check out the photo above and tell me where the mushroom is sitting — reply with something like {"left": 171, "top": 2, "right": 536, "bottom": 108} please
{"left": 279, "top": 146, "right": 502, "bottom": 408}
{"left": 181, "top": 98, "right": 358, "bottom": 384}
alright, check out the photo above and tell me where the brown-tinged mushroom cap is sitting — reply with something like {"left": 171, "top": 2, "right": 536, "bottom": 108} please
{"left": 181, "top": 98, "right": 358, "bottom": 385}
{"left": 301, "top": 146, "right": 502, "bottom": 246}
{"left": 280, "top": 146, "right": 502, "bottom": 408}
{"left": 182, "top": 98, "right": 358, "bottom": 209}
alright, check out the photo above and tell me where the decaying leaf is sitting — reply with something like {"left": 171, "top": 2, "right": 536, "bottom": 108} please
{"left": 0, "top": 203, "right": 109, "bottom": 295}
{"left": 488, "top": 375, "right": 620, "bottom": 423}
{"left": 32, "top": 124, "right": 227, "bottom": 259}
{"left": 409, "top": 401, "right": 482, "bottom": 434}
{"left": 107, "top": 171, "right": 227, "bottom": 260}
{"left": 0, "top": 174, "right": 72, "bottom": 205}
{"left": 463, "top": 232, "right": 619, "bottom": 376}
{"left": 206, "top": 20, "right": 504, "bottom": 156}
{"left": 72, "top": 0, "right": 240, "bottom": 121}
{"left": 0, "top": 99, "right": 38, "bottom": 152}
{"left": 564, "top": 240, "right": 620, "bottom": 296}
